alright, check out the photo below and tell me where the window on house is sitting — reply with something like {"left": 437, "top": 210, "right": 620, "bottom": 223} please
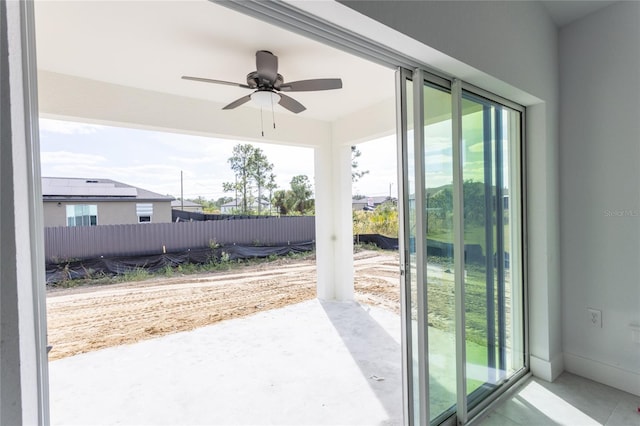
{"left": 66, "top": 204, "right": 98, "bottom": 226}
{"left": 136, "top": 203, "right": 153, "bottom": 223}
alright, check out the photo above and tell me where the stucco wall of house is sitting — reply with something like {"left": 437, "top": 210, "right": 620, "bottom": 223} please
{"left": 43, "top": 201, "right": 172, "bottom": 227}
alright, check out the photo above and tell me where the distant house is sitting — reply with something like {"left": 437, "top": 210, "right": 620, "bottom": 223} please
{"left": 220, "top": 198, "right": 270, "bottom": 214}
{"left": 42, "top": 177, "right": 174, "bottom": 227}
{"left": 352, "top": 196, "right": 396, "bottom": 211}
{"left": 171, "top": 199, "right": 203, "bottom": 213}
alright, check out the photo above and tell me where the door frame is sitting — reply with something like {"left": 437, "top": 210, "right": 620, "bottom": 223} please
{"left": 13, "top": 1, "right": 532, "bottom": 424}
{"left": 398, "top": 66, "right": 530, "bottom": 425}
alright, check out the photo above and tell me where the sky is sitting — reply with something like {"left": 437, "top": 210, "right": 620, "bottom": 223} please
{"left": 39, "top": 118, "right": 398, "bottom": 201}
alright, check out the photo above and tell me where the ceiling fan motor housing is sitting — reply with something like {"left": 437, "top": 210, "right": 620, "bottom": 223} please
{"left": 246, "top": 71, "right": 284, "bottom": 90}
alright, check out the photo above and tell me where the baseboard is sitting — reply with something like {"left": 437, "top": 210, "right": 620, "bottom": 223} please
{"left": 564, "top": 352, "right": 640, "bottom": 397}
{"left": 530, "top": 353, "right": 564, "bottom": 382}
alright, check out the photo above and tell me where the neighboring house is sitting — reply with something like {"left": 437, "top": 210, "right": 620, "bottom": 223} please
{"left": 220, "top": 198, "right": 270, "bottom": 214}
{"left": 42, "top": 177, "right": 174, "bottom": 227}
{"left": 171, "top": 199, "right": 203, "bottom": 213}
{"left": 352, "top": 196, "right": 396, "bottom": 211}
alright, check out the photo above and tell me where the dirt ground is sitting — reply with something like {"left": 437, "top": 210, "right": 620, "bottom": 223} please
{"left": 46, "top": 250, "right": 401, "bottom": 361}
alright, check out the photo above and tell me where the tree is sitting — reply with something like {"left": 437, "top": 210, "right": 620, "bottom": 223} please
{"left": 212, "top": 196, "right": 233, "bottom": 212}
{"left": 351, "top": 146, "right": 369, "bottom": 182}
{"left": 223, "top": 144, "right": 255, "bottom": 214}
{"left": 265, "top": 173, "right": 278, "bottom": 214}
{"left": 425, "top": 180, "right": 487, "bottom": 234}
{"left": 352, "top": 201, "right": 399, "bottom": 237}
{"left": 272, "top": 175, "right": 314, "bottom": 215}
{"left": 428, "top": 186, "right": 453, "bottom": 234}
{"left": 222, "top": 144, "right": 276, "bottom": 214}
{"left": 273, "top": 189, "right": 289, "bottom": 215}
{"left": 463, "top": 180, "right": 486, "bottom": 227}
{"left": 289, "top": 175, "right": 313, "bottom": 214}
{"left": 252, "top": 149, "right": 274, "bottom": 214}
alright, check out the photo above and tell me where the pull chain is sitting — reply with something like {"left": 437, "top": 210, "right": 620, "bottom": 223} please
{"left": 271, "top": 95, "right": 276, "bottom": 130}
{"left": 260, "top": 106, "right": 264, "bottom": 137}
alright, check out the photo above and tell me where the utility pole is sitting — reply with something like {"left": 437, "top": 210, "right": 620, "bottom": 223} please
{"left": 181, "top": 170, "right": 184, "bottom": 211}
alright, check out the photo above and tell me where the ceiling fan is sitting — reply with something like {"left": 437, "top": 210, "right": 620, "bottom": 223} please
{"left": 182, "top": 50, "right": 343, "bottom": 114}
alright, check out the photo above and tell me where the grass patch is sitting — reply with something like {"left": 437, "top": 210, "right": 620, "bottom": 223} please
{"left": 119, "top": 268, "right": 150, "bottom": 282}
{"left": 428, "top": 224, "right": 511, "bottom": 258}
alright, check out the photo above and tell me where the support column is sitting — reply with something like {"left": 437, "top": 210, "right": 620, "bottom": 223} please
{"left": 1, "top": 1, "right": 49, "bottom": 424}
{"left": 314, "top": 142, "right": 354, "bottom": 301}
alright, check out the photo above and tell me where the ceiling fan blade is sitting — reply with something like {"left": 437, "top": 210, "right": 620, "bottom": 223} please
{"left": 182, "top": 76, "right": 251, "bottom": 89}
{"left": 255, "top": 50, "right": 278, "bottom": 83}
{"left": 222, "top": 94, "right": 252, "bottom": 110}
{"left": 278, "top": 93, "right": 306, "bottom": 114}
{"left": 279, "top": 78, "right": 343, "bottom": 92}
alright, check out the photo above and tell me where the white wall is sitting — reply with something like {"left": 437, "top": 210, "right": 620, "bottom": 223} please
{"left": 330, "top": 0, "right": 563, "bottom": 380}
{"left": 559, "top": 1, "right": 640, "bottom": 396}
{"left": 1, "top": 1, "right": 49, "bottom": 423}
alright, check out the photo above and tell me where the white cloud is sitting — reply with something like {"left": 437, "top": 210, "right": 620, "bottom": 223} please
{"left": 40, "top": 151, "right": 106, "bottom": 165}
{"left": 167, "top": 155, "right": 223, "bottom": 165}
{"left": 425, "top": 154, "right": 453, "bottom": 166}
{"left": 467, "top": 141, "right": 485, "bottom": 153}
{"left": 39, "top": 119, "right": 103, "bottom": 135}
{"left": 425, "top": 136, "right": 452, "bottom": 151}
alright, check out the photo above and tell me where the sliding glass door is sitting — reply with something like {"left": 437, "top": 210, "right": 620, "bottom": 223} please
{"left": 397, "top": 69, "right": 527, "bottom": 425}
{"left": 461, "top": 91, "right": 525, "bottom": 413}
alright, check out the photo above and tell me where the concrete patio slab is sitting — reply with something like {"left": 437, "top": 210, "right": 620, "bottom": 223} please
{"left": 49, "top": 299, "right": 403, "bottom": 425}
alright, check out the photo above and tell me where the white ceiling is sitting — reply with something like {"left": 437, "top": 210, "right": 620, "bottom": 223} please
{"left": 34, "top": 1, "right": 395, "bottom": 123}
{"left": 33, "top": 0, "right": 618, "bottom": 127}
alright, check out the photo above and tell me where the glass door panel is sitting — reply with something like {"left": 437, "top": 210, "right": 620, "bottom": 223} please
{"left": 398, "top": 68, "right": 525, "bottom": 425}
{"left": 422, "top": 82, "right": 457, "bottom": 423}
{"left": 460, "top": 92, "right": 525, "bottom": 411}
{"left": 397, "top": 68, "right": 421, "bottom": 425}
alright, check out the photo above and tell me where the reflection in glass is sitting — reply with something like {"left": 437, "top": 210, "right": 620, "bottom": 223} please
{"left": 422, "top": 83, "right": 457, "bottom": 423}
{"left": 403, "top": 73, "right": 524, "bottom": 424}
{"left": 461, "top": 93, "right": 524, "bottom": 410}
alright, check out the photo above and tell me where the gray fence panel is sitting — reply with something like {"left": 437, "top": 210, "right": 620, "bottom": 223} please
{"left": 44, "top": 216, "right": 316, "bottom": 262}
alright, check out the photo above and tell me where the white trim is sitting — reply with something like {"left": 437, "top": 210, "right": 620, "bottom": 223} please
{"left": 220, "top": 0, "right": 413, "bottom": 70}
{"left": 564, "top": 352, "right": 640, "bottom": 397}
{"left": 396, "top": 67, "right": 414, "bottom": 425}
{"left": 530, "top": 353, "right": 564, "bottom": 382}
{"left": 412, "top": 68, "right": 430, "bottom": 425}
{"left": 461, "top": 81, "right": 525, "bottom": 113}
{"left": 452, "top": 78, "right": 469, "bottom": 424}
{"left": 2, "top": 0, "right": 50, "bottom": 423}
{"left": 467, "top": 372, "right": 533, "bottom": 426}
{"left": 21, "top": 1, "right": 50, "bottom": 419}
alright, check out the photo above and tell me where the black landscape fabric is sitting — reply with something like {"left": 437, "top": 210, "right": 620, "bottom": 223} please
{"left": 45, "top": 242, "right": 314, "bottom": 284}
{"left": 354, "top": 234, "right": 399, "bottom": 250}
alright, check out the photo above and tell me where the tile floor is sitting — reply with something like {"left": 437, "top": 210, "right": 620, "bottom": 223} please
{"left": 478, "top": 373, "right": 640, "bottom": 425}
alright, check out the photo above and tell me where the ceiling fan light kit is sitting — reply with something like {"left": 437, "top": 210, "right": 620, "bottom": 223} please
{"left": 251, "top": 90, "right": 281, "bottom": 107}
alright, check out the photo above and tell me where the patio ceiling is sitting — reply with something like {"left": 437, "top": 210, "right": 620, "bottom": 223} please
{"left": 34, "top": 0, "right": 395, "bottom": 133}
